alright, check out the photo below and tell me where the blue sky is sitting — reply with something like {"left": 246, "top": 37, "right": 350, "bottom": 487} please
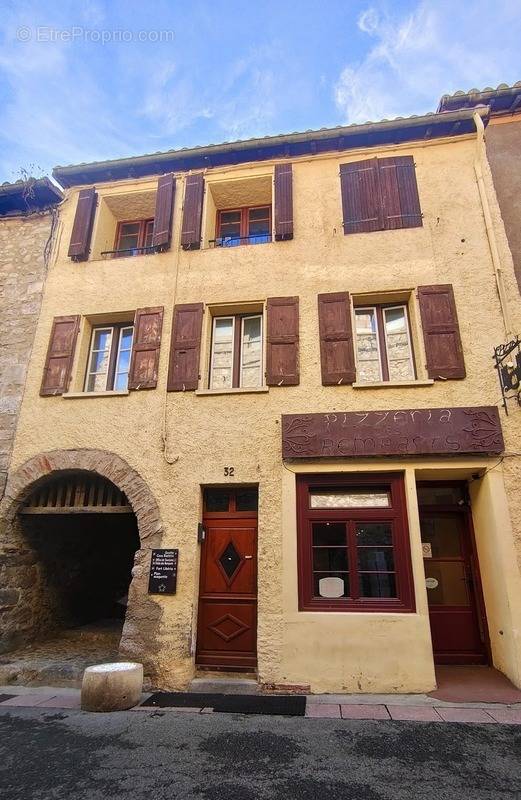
{"left": 0, "top": 0, "right": 520, "bottom": 181}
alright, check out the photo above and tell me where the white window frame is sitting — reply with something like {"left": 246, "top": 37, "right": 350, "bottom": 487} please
{"left": 114, "top": 325, "right": 134, "bottom": 391}
{"left": 239, "top": 313, "right": 263, "bottom": 388}
{"left": 85, "top": 326, "right": 114, "bottom": 392}
{"left": 382, "top": 304, "right": 415, "bottom": 381}
{"left": 354, "top": 306, "right": 383, "bottom": 382}
{"left": 209, "top": 315, "right": 235, "bottom": 389}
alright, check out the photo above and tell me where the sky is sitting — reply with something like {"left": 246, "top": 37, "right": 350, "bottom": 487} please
{"left": 0, "top": 0, "right": 520, "bottom": 182}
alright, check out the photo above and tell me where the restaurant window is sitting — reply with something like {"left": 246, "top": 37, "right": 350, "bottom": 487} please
{"left": 209, "top": 314, "right": 263, "bottom": 389}
{"left": 85, "top": 323, "right": 134, "bottom": 392}
{"left": 297, "top": 474, "right": 415, "bottom": 612}
{"left": 113, "top": 219, "right": 154, "bottom": 258}
{"left": 215, "top": 206, "right": 271, "bottom": 247}
{"left": 354, "top": 304, "right": 415, "bottom": 383}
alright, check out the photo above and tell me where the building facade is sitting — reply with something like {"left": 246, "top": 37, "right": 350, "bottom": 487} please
{"left": 1, "top": 104, "right": 521, "bottom": 692}
{"left": 438, "top": 82, "right": 521, "bottom": 293}
{"left": 0, "top": 178, "right": 62, "bottom": 498}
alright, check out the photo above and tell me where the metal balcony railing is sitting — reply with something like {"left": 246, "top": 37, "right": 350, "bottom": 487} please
{"left": 209, "top": 233, "right": 272, "bottom": 248}
{"left": 100, "top": 245, "right": 155, "bottom": 259}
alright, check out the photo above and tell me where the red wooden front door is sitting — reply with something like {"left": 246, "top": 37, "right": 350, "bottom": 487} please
{"left": 419, "top": 484, "right": 488, "bottom": 665}
{"left": 196, "top": 489, "right": 258, "bottom": 670}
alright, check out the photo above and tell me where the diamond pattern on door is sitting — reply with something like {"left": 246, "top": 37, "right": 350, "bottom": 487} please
{"left": 208, "top": 613, "right": 250, "bottom": 642}
{"left": 218, "top": 540, "right": 242, "bottom": 581}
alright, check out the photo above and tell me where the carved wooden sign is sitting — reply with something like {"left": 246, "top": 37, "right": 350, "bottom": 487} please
{"left": 282, "top": 406, "right": 504, "bottom": 459}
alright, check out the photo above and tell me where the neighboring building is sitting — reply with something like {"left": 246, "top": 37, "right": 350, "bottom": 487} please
{"left": 0, "top": 178, "right": 63, "bottom": 498}
{"left": 438, "top": 82, "right": 521, "bottom": 292}
{"left": 1, "top": 103, "right": 521, "bottom": 693}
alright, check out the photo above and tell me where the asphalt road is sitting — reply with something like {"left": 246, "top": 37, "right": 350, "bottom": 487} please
{"left": 1, "top": 706, "right": 520, "bottom": 799}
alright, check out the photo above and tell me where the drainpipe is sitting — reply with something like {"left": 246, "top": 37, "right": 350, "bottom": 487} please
{"left": 473, "top": 111, "right": 513, "bottom": 338}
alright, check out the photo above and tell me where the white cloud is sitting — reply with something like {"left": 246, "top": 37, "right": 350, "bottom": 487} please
{"left": 335, "top": 1, "right": 521, "bottom": 124}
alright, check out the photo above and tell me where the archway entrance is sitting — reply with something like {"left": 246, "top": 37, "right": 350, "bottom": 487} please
{"left": 21, "top": 471, "right": 139, "bottom": 632}
{"left": 0, "top": 472, "right": 140, "bottom": 683}
{"left": 0, "top": 449, "right": 165, "bottom": 686}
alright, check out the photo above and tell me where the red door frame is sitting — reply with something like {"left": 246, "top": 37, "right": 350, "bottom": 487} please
{"left": 418, "top": 481, "right": 491, "bottom": 665}
{"left": 196, "top": 489, "right": 258, "bottom": 671}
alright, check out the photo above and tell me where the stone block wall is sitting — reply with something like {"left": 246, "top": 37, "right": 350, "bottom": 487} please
{"left": 0, "top": 212, "right": 53, "bottom": 497}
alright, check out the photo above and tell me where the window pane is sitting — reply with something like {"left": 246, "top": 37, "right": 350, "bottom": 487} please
{"left": 220, "top": 211, "right": 241, "bottom": 224}
{"left": 312, "top": 522, "right": 346, "bottom": 546}
{"left": 116, "top": 349, "right": 131, "bottom": 374}
{"left": 204, "top": 490, "right": 230, "bottom": 512}
{"left": 355, "top": 309, "right": 381, "bottom": 382}
{"left": 118, "top": 222, "right": 141, "bottom": 251}
{"left": 310, "top": 490, "right": 390, "bottom": 508}
{"left": 358, "top": 547, "right": 395, "bottom": 571}
{"left": 356, "top": 522, "right": 393, "bottom": 546}
{"left": 314, "top": 573, "right": 350, "bottom": 598}
{"left": 236, "top": 489, "right": 258, "bottom": 511}
{"left": 424, "top": 562, "right": 470, "bottom": 605}
{"left": 210, "top": 318, "right": 234, "bottom": 388}
{"left": 248, "top": 208, "right": 270, "bottom": 243}
{"left": 86, "top": 328, "right": 112, "bottom": 392}
{"left": 313, "top": 548, "right": 349, "bottom": 571}
{"left": 384, "top": 307, "right": 414, "bottom": 381}
{"left": 144, "top": 221, "right": 154, "bottom": 249}
{"left": 359, "top": 573, "right": 397, "bottom": 598}
{"left": 249, "top": 207, "right": 270, "bottom": 221}
{"left": 114, "top": 326, "right": 133, "bottom": 391}
{"left": 420, "top": 515, "right": 462, "bottom": 558}
{"left": 241, "top": 316, "right": 262, "bottom": 387}
{"left": 417, "top": 486, "right": 465, "bottom": 506}
{"left": 219, "top": 211, "right": 241, "bottom": 245}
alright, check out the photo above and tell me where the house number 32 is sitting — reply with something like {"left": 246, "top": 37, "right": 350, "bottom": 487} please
{"left": 224, "top": 466, "right": 235, "bottom": 477}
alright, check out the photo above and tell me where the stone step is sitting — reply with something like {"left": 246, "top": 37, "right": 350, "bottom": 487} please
{"left": 189, "top": 677, "right": 259, "bottom": 695}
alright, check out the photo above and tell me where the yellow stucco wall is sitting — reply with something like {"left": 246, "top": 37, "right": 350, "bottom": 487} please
{"left": 6, "top": 132, "right": 521, "bottom": 692}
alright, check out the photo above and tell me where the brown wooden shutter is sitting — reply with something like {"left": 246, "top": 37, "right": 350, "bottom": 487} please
{"left": 378, "top": 156, "right": 422, "bottom": 230}
{"left": 340, "top": 159, "right": 382, "bottom": 234}
{"left": 68, "top": 188, "right": 97, "bottom": 261}
{"left": 167, "top": 303, "right": 204, "bottom": 391}
{"left": 274, "top": 163, "right": 293, "bottom": 240}
{"left": 417, "top": 284, "right": 465, "bottom": 380}
{"left": 181, "top": 173, "right": 204, "bottom": 250}
{"left": 40, "top": 315, "right": 80, "bottom": 396}
{"left": 318, "top": 292, "right": 356, "bottom": 385}
{"left": 266, "top": 297, "right": 299, "bottom": 386}
{"left": 128, "top": 307, "right": 164, "bottom": 390}
{"left": 152, "top": 174, "right": 175, "bottom": 250}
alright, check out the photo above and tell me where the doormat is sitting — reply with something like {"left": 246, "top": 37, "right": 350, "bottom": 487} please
{"left": 141, "top": 692, "right": 306, "bottom": 716}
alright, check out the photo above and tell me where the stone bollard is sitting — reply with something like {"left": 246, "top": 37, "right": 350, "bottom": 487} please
{"left": 81, "top": 662, "right": 143, "bottom": 712}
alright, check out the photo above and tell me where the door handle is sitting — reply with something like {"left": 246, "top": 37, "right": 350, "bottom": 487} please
{"left": 244, "top": 555, "right": 253, "bottom": 560}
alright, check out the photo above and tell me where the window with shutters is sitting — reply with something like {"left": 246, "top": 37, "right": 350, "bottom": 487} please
{"left": 297, "top": 473, "right": 415, "bottom": 612}
{"left": 87, "top": 175, "right": 175, "bottom": 260}
{"left": 84, "top": 323, "right": 134, "bottom": 392}
{"left": 112, "top": 219, "right": 154, "bottom": 258}
{"left": 203, "top": 174, "right": 273, "bottom": 249}
{"left": 340, "top": 155, "right": 422, "bottom": 235}
{"left": 209, "top": 313, "right": 263, "bottom": 389}
{"left": 215, "top": 206, "right": 271, "bottom": 247}
{"left": 354, "top": 303, "right": 415, "bottom": 383}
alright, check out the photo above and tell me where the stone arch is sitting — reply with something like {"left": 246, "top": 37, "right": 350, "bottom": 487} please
{"left": 0, "top": 449, "right": 164, "bottom": 680}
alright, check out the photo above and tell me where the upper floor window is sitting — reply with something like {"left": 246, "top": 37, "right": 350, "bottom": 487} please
{"left": 354, "top": 304, "right": 415, "bottom": 383}
{"left": 85, "top": 323, "right": 134, "bottom": 392}
{"left": 215, "top": 206, "right": 271, "bottom": 247}
{"left": 113, "top": 219, "right": 154, "bottom": 258}
{"left": 209, "top": 314, "right": 263, "bottom": 389}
